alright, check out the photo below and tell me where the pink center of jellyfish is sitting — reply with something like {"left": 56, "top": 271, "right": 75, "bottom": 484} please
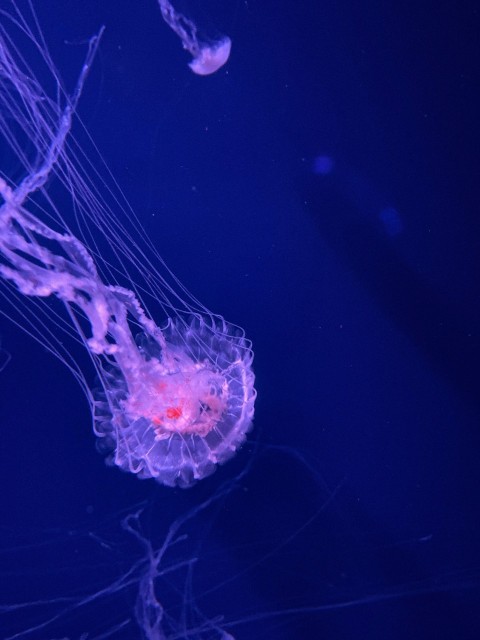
{"left": 122, "top": 352, "right": 228, "bottom": 438}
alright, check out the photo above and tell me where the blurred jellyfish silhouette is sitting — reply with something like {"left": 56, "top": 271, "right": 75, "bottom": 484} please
{"left": 158, "top": 0, "right": 231, "bottom": 75}
{"left": 0, "top": 4, "right": 255, "bottom": 488}
{"left": 312, "top": 154, "right": 404, "bottom": 237}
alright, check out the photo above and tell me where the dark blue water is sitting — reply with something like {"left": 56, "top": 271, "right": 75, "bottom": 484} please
{"left": 1, "top": 1, "right": 479, "bottom": 638}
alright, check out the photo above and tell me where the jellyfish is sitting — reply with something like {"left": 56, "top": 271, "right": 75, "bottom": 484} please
{"left": 157, "top": 0, "right": 232, "bottom": 75}
{"left": 0, "top": 4, "right": 255, "bottom": 490}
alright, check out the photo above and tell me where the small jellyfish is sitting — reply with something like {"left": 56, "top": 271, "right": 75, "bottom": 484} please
{"left": 157, "top": 0, "right": 231, "bottom": 75}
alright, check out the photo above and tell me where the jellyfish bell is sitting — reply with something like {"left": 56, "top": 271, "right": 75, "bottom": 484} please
{"left": 95, "top": 315, "right": 256, "bottom": 488}
{"left": 188, "top": 37, "right": 232, "bottom": 76}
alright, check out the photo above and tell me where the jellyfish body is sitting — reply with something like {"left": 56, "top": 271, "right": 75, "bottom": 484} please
{"left": 158, "top": 0, "right": 231, "bottom": 75}
{"left": 0, "top": 5, "right": 255, "bottom": 487}
{"left": 188, "top": 37, "right": 231, "bottom": 76}
{"left": 95, "top": 317, "right": 255, "bottom": 487}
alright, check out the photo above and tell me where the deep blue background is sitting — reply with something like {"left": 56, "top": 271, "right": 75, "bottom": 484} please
{"left": 1, "top": 1, "right": 479, "bottom": 638}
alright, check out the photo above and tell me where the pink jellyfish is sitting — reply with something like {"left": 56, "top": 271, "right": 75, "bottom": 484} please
{"left": 0, "top": 4, "right": 255, "bottom": 488}
{"left": 158, "top": 0, "right": 232, "bottom": 75}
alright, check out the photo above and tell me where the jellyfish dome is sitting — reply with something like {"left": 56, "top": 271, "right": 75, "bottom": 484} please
{"left": 95, "top": 315, "right": 256, "bottom": 488}
{"left": 189, "top": 38, "right": 232, "bottom": 76}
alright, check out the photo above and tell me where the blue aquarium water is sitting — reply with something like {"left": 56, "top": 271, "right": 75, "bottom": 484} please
{"left": 0, "top": 1, "right": 479, "bottom": 638}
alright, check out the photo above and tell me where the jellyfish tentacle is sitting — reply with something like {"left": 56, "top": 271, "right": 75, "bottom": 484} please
{"left": 158, "top": 0, "right": 199, "bottom": 57}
